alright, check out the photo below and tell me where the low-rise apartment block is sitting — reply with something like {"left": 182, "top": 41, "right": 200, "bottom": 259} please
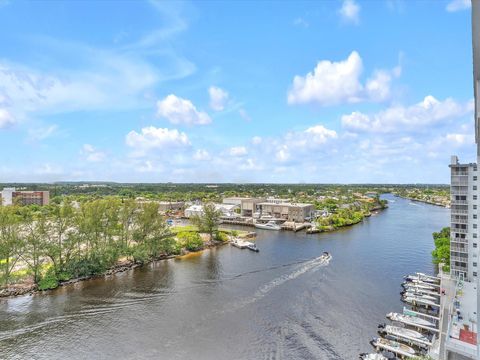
{"left": 0, "top": 187, "right": 50, "bottom": 206}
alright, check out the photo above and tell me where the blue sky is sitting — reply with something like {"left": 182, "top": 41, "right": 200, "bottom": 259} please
{"left": 0, "top": 0, "right": 476, "bottom": 183}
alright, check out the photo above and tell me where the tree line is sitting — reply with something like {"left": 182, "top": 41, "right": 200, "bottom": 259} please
{"left": 0, "top": 198, "right": 221, "bottom": 291}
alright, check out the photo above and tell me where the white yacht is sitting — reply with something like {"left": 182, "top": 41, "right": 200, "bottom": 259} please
{"left": 386, "top": 312, "right": 436, "bottom": 329}
{"left": 378, "top": 324, "right": 431, "bottom": 347}
{"left": 403, "top": 295, "right": 440, "bottom": 308}
{"left": 403, "top": 291, "right": 438, "bottom": 302}
{"left": 254, "top": 220, "right": 281, "bottom": 230}
{"left": 370, "top": 337, "right": 417, "bottom": 357}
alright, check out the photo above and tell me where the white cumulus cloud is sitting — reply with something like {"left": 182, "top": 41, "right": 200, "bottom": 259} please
{"left": 156, "top": 94, "right": 211, "bottom": 125}
{"left": 446, "top": 0, "right": 471, "bottom": 12}
{"left": 287, "top": 51, "right": 399, "bottom": 106}
{"left": 341, "top": 95, "right": 473, "bottom": 133}
{"left": 208, "top": 86, "right": 229, "bottom": 111}
{"left": 339, "top": 0, "right": 360, "bottom": 24}
{"left": 126, "top": 126, "right": 190, "bottom": 154}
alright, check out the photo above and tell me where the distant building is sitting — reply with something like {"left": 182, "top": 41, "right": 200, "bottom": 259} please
{"left": 223, "top": 197, "right": 265, "bottom": 217}
{"left": 0, "top": 187, "right": 50, "bottom": 206}
{"left": 184, "top": 203, "right": 239, "bottom": 218}
{"left": 157, "top": 201, "right": 185, "bottom": 212}
{"left": 257, "top": 202, "right": 314, "bottom": 222}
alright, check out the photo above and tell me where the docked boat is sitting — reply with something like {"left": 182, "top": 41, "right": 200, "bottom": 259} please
{"left": 370, "top": 337, "right": 417, "bottom": 357}
{"left": 359, "top": 353, "right": 388, "bottom": 360}
{"left": 404, "top": 274, "right": 439, "bottom": 284}
{"left": 402, "top": 282, "right": 436, "bottom": 291}
{"left": 401, "top": 287, "right": 439, "bottom": 298}
{"left": 378, "top": 324, "right": 431, "bottom": 347}
{"left": 403, "top": 295, "right": 439, "bottom": 308}
{"left": 387, "top": 312, "right": 436, "bottom": 329}
{"left": 246, "top": 243, "right": 259, "bottom": 252}
{"left": 403, "top": 291, "right": 438, "bottom": 302}
{"left": 254, "top": 220, "right": 281, "bottom": 230}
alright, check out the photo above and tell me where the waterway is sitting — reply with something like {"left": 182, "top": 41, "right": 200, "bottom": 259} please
{"left": 0, "top": 194, "right": 449, "bottom": 359}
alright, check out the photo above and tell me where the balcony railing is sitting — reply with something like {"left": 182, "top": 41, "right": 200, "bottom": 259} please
{"left": 451, "top": 237, "right": 469, "bottom": 244}
{"left": 451, "top": 255, "right": 468, "bottom": 263}
{"left": 451, "top": 228, "right": 468, "bottom": 234}
{"left": 452, "top": 200, "right": 468, "bottom": 205}
{"left": 450, "top": 244, "right": 468, "bottom": 253}
{"left": 451, "top": 209, "right": 469, "bottom": 215}
{"left": 451, "top": 180, "right": 469, "bottom": 186}
{"left": 451, "top": 218, "right": 468, "bottom": 224}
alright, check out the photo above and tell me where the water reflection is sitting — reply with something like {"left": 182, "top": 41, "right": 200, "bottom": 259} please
{"left": 0, "top": 195, "right": 449, "bottom": 359}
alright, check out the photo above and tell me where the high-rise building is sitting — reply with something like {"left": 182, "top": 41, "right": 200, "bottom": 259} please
{"left": 443, "top": 2, "right": 480, "bottom": 359}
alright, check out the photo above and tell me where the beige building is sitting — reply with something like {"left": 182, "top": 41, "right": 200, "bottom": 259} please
{"left": 257, "top": 202, "right": 314, "bottom": 222}
{"left": 0, "top": 188, "right": 50, "bottom": 206}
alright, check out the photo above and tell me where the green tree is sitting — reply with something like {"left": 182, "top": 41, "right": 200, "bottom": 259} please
{"left": 191, "top": 203, "right": 221, "bottom": 241}
{"left": 0, "top": 206, "right": 23, "bottom": 285}
{"left": 133, "top": 202, "right": 173, "bottom": 259}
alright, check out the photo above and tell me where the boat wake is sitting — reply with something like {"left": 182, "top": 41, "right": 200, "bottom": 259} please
{"left": 225, "top": 254, "right": 331, "bottom": 312}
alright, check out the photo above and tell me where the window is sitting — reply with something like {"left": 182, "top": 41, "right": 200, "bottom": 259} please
{"left": 475, "top": 205, "right": 478, "bottom": 209}
{"left": 474, "top": 214, "right": 478, "bottom": 219}
{"left": 474, "top": 272, "right": 478, "bottom": 277}
{"left": 474, "top": 243, "right": 478, "bottom": 248}
{"left": 474, "top": 234, "right": 478, "bottom": 238}
{"left": 474, "top": 224, "right": 477, "bottom": 229}
{"left": 474, "top": 262, "right": 477, "bottom": 267}
{"left": 474, "top": 195, "right": 478, "bottom": 200}
{"left": 474, "top": 186, "right": 478, "bottom": 190}
{"left": 475, "top": 176, "right": 478, "bottom": 181}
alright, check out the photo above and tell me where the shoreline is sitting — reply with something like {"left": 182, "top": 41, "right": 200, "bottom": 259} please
{"left": 0, "top": 240, "right": 228, "bottom": 300}
{"left": 0, "top": 207, "right": 387, "bottom": 300}
{"left": 393, "top": 194, "right": 449, "bottom": 208}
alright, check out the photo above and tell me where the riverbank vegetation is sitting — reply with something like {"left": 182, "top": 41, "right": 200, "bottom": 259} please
{"left": 0, "top": 198, "right": 226, "bottom": 296}
{"left": 393, "top": 187, "right": 450, "bottom": 207}
{"left": 431, "top": 227, "right": 450, "bottom": 272}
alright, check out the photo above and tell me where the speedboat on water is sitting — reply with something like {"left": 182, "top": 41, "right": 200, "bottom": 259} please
{"left": 254, "top": 220, "right": 281, "bottom": 230}
{"left": 321, "top": 251, "right": 331, "bottom": 261}
{"left": 386, "top": 312, "right": 436, "bottom": 329}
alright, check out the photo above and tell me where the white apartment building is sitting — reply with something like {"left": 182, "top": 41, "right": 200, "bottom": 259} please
{"left": 444, "top": 2, "right": 480, "bottom": 359}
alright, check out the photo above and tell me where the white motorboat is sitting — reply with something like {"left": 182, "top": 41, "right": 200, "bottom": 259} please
{"left": 378, "top": 324, "right": 431, "bottom": 347}
{"left": 370, "top": 337, "right": 417, "bottom": 357}
{"left": 254, "top": 220, "right": 281, "bottom": 230}
{"left": 403, "top": 295, "right": 439, "bottom": 308}
{"left": 320, "top": 251, "right": 331, "bottom": 261}
{"left": 359, "top": 353, "right": 388, "bottom": 360}
{"left": 246, "top": 243, "right": 259, "bottom": 252}
{"left": 402, "top": 282, "right": 436, "bottom": 291}
{"left": 387, "top": 312, "right": 436, "bottom": 329}
{"left": 403, "top": 291, "right": 438, "bottom": 302}
{"left": 401, "top": 287, "right": 439, "bottom": 298}
{"left": 404, "top": 273, "right": 439, "bottom": 284}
